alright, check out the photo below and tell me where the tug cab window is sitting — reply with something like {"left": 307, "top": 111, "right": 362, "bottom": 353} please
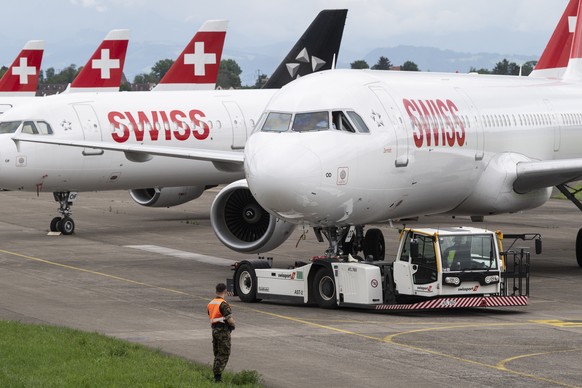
{"left": 0, "top": 121, "right": 22, "bottom": 134}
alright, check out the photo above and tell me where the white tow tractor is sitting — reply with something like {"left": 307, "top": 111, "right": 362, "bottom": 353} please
{"left": 227, "top": 227, "right": 538, "bottom": 311}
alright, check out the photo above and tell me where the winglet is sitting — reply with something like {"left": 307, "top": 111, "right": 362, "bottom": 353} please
{"left": 153, "top": 19, "right": 227, "bottom": 91}
{"left": 262, "top": 9, "right": 347, "bottom": 89}
{"left": 68, "top": 29, "right": 130, "bottom": 92}
{"left": 531, "top": 0, "right": 578, "bottom": 79}
{"left": 0, "top": 40, "right": 44, "bottom": 96}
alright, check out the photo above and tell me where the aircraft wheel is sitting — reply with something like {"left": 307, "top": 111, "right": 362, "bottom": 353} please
{"left": 576, "top": 228, "right": 582, "bottom": 267}
{"left": 363, "top": 228, "right": 385, "bottom": 261}
{"left": 49, "top": 217, "right": 62, "bottom": 232}
{"left": 235, "top": 263, "right": 259, "bottom": 303}
{"left": 59, "top": 217, "right": 75, "bottom": 235}
{"left": 313, "top": 267, "right": 337, "bottom": 309}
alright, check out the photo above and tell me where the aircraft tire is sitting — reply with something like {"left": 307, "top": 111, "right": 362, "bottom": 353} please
{"left": 59, "top": 217, "right": 75, "bottom": 235}
{"left": 312, "top": 267, "right": 337, "bottom": 309}
{"left": 50, "top": 217, "right": 62, "bottom": 232}
{"left": 363, "top": 228, "right": 385, "bottom": 261}
{"left": 576, "top": 228, "right": 582, "bottom": 267}
{"left": 235, "top": 263, "right": 259, "bottom": 303}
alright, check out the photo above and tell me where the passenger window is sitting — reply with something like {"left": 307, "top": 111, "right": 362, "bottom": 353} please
{"left": 36, "top": 121, "right": 53, "bottom": 135}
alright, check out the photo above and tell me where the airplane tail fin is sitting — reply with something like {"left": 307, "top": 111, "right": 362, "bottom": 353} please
{"left": 153, "top": 20, "right": 227, "bottom": 91}
{"left": 0, "top": 40, "right": 44, "bottom": 96}
{"left": 530, "top": 0, "right": 578, "bottom": 79}
{"left": 68, "top": 29, "right": 130, "bottom": 92}
{"left": 262, "top": 9, "right": 347, "bottom": 89}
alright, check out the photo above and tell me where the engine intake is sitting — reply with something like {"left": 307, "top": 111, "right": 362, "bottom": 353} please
{"left": 129, "top": 186, "right": 206, "bottom": 207}
{"left": 211, "top": 180, "right": 295, "bottom": 253}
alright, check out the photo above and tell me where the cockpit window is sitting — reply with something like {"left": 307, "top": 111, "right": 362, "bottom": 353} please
{"left": 292, "top": 111, "right": 329, "bottom": 132}
{"left": 346, "top": 111, "right": 370, "bottom": 133}
{"left": 0, "top": 121, "right": 21, "bottom": 134}
{"left": 262, "top": 112, "right": 292, "bottom": 132}
{"left": 332, "top": 111, "right": 356, "bottom": 132}
{"left": 22, "top": 121, "right": 39, "bottom": 135}
{"left": 36, "top": 121, "right": 53, "bottom": 135}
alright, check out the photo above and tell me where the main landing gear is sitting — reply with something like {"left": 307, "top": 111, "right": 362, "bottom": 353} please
{"left": 49, "top": 192, "right": 77, "bottom": 235}
{"left": 556, "top": 184, "right": 582, "bottom": 267}
{"left": 313, "top": 225, "right": 386, "bottom": 261}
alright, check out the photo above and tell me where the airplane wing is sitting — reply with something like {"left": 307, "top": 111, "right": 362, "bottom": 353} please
{"left": 13, "top": 135, "right": 244, "bottom": 168}
{"left": 514, "top": 159, "right": 582, "bottom": 193}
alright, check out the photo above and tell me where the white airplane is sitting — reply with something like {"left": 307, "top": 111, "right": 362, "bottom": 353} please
{"left": 201, "top": 0, "right": 582, "bottom": 268}
{"left": 1, "top": 10, "right": 347, "bottom": 236}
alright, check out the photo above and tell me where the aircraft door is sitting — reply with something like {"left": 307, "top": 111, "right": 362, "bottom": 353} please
{"left": 223, "top": 101, "right": 248, "bottom": 150}
{"left": 369, "top": 86, "right": 409, "bottom": 167}
{"left": 73, "top": 104, "right": 103, "bottom": 156}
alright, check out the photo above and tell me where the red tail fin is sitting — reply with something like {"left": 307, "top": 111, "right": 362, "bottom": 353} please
{"left": 68, "top": 29, "right": 129, "bottom": 92}
{"left": 153, "top": 20, "right": 227, "bottom": 91}
{"left": 0, "top": 40, "right": 44, "bottom": 95}
{"left": 531, "top": 0, "right": 578, "bottom": 78}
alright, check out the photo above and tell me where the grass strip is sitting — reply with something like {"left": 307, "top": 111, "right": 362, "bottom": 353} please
{"left": 0, "top": 320, "right": 262, "bottom": 387}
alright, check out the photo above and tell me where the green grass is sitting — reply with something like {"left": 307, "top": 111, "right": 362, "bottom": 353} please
{"left": 552, "top": 183, "right": 582, "bottom": 200}
{"left": 0, "top": 320, "right": 263, "bottom": 387}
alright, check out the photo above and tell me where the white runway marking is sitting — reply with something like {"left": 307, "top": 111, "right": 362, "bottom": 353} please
{"left": 126, "top": 245, "right": 235, "bottom": 266}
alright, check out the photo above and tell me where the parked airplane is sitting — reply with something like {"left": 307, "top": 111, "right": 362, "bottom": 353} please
{"left": 1, "top": 10, "right": 347, "bottom": 236}
{"left": 205, "top": 0, "right": 582, "bottom": 267}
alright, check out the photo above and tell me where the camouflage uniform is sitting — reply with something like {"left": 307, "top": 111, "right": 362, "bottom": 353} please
{"left": 210, "top": 299, "right": 233, "bottom": 377}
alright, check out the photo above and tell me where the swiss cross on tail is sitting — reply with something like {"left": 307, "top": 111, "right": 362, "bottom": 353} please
{"left": 0, "top": 40, "right": 44, "bottom": 96}
{"left": 153, "top": 19, "right": 227, "bottom": 91}
{"left": 69, "top": 29, "right": 129, "bottom": 92}
{"left": 531, "top": 0, "right": 579, "bottom": 79}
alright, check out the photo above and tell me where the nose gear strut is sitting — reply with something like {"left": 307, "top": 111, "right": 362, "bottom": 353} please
{"left": 49, "top": 192, "right": 77, "bottom": 235}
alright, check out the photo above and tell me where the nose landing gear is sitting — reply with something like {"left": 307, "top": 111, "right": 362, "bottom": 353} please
{"left": 49, "top": 192, "right": 77, "bottom": 235}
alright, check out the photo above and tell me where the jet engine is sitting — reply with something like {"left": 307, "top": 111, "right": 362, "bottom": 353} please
{"left": 129, "top": 186, "right": 206, "bottom": 207}
{"left": 210, "top": 179, "right": 296, "bottom": 253}
{"left": 453, "top": 153, "right": 551, "bottom": 215}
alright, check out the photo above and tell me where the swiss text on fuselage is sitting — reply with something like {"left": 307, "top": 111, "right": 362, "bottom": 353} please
{"left": 402, "top": 98, "right": 466, "bottom": 148}
{"left": 108, "top": 109, "right": 210, "bottom": 143}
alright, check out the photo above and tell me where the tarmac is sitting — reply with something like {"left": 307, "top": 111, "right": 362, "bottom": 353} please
{"left": 1, "top": 188, "right": 581, "bottom": 387}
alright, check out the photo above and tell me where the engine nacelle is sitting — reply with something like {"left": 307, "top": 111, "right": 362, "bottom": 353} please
{"left": 211, "top": 179, "right": 296, "bottom": 253}
{"left": 453, "top": 153, "right": 551, "bottom": 215}
{"left": 129, "top": 186, "right": 206, "bottom": 207}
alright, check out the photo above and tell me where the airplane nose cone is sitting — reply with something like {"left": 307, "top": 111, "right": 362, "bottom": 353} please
{"left": 245, "top": 135, "right": 322, "bottom": 221}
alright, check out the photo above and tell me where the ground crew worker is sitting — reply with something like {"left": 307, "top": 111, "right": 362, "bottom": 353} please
{"left": 208, "top": 282, "right": 235, "bottom": 383}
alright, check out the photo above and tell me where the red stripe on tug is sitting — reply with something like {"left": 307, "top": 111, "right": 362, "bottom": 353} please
{"left": 374, "top": 296, "right": 528, "bottom": 311}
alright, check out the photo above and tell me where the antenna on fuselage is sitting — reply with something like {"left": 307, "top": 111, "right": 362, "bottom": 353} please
{"left": 332, "top": 53, "right": 336, "bottom": 70}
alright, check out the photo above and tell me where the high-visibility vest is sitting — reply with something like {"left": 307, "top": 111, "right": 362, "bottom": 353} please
{"left": 208, "top": 297, "right": 226, "bottom": 324}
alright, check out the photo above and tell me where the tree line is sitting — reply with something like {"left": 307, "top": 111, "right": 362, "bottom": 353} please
{"left": 0, "top": 56, "right": 539, "bottom": 93}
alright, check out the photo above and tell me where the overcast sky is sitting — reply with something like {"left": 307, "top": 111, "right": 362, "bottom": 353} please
{"left": 0, "top": 0, "right": 570, "bottom": 80}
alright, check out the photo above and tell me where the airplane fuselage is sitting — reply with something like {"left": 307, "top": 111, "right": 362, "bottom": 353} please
{"left": 0, "top": 90, "right": 274, "bottom": 192}
{"left": 245, "top": 70, "right": 582, "bottom": 226}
